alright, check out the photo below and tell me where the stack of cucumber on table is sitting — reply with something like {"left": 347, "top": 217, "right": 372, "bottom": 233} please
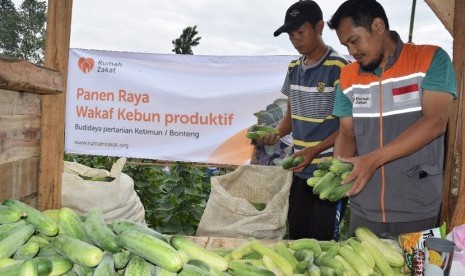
{"left": 1, "top": 190, "right": 406, "bottom": 275}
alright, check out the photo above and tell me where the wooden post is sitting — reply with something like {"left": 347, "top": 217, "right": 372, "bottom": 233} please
{"left": 449, "top": 0, "right": 465, "bottom": 229}
{"left": 38, "top": 0, "right": 73, "bottom": 210}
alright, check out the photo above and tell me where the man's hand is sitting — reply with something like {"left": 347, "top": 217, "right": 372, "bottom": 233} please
{"left": 257, "top": 132, "right": 280, "bottom": 146}
{"left": 290, "top": 147, "right": 320, "bottom": 173}
{"left": 338, "top": 153, "right": 381, "bottom": 196}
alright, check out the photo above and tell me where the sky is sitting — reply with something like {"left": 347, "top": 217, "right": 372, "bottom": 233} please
{"left": 13, "top": 0, "right": 454, "bottom": 58}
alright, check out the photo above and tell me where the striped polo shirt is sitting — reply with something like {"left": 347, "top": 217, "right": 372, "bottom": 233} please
{"left": 282, "top": 47, "right": 347, "bottom": 178}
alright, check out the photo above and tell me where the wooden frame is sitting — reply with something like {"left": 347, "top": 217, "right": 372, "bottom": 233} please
{"left": 1, "top": 0, "right": 464, "bottom": 230}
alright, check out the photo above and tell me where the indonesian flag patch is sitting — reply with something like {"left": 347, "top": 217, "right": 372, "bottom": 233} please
{"left": 392, "top": 83, "right": 420, "bottom": 103}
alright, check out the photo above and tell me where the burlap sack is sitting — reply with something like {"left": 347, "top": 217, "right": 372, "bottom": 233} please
{"left": 61, "top": 157, "right": 146, "bottom": 224}
{"left": 196, "top": 165, "right": 292, "bottom": 239}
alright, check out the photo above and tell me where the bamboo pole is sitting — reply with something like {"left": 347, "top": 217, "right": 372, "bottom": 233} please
{"left": 38, "top": 0, "right": 73, "bottom": 210}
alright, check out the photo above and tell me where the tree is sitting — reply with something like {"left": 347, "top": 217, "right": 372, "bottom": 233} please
{"left": 0, "top": 0, "right": 46, "bottom": 65}
{"left": 171, "top": 25, "right": 201, "bottom": 55}
{"left": 0, "top": 0, "right": 20, "bottom": 55}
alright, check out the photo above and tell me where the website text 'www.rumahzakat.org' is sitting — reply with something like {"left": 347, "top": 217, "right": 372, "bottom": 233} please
{"left": 74, "top": 140, "right": 129, "bottom": 149}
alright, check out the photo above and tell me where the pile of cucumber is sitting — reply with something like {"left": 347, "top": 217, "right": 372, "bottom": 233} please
{"left": 0, "top": 198, "right": 406, "bottom": 275}
{"left": 307, "top": 159, "right": 354, "bottom": 202}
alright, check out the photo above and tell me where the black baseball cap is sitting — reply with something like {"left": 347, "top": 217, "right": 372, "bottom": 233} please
{"left": 274, "top": 0, "right": 323, "bottom": 37}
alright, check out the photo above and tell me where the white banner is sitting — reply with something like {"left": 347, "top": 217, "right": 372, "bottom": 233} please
{"left": 65, "top": 49, "right": 294, "bottom": 165}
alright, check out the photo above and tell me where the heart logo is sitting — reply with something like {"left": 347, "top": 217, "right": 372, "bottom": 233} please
{"left": 78, "top": 57, "right": 94, "bottom": 74}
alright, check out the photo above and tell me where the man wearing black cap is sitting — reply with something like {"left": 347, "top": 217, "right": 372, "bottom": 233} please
{"left": 259, "top": 0, "right": 349, "bottom": 240}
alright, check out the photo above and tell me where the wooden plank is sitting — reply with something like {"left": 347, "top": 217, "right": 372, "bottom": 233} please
{"left": 0, "top": 89, "right": 41, "bottom": 115}
{"left": 38, "top": 0, "right": 73, "bottom": 210}
{"left": 442, "top": 0, "right": 465, "bottom": 231}
{"left": 0, "top": 158, "right": 39, "bottom": 207}
{"left": 424, "top": 0, "right": 455, "bottom": 36}
{"left": 0, "top": 55, "right": 63, "bottom": 95}
{"left": 0, "top": 115, "right": 41, "bottom": 163}
{"left": 186, "top": 236, "right": 279, "bottom": 249}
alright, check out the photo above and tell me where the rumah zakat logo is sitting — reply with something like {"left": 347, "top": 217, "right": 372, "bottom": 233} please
{"left": 78, "top": 57, "right": 94, "bottom": 74}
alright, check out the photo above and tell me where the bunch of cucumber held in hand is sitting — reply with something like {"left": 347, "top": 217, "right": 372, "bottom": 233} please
{"left": 281, "top": 155, "right": 305, "bottom": 169}
{"left": 307, "top": 158, "right": 354, "bottom": 202}
{"left": 245, "top": 124, "right": 279, "bottom": 140}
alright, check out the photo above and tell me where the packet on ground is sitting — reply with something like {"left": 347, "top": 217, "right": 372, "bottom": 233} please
{"left": 398, "top": 222, "right": 446, "bottom": 272}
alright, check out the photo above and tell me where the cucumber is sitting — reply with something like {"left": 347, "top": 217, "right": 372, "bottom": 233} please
{"left": 360, "top": 241, "right": 393, "bottom": 276}
{"left": 93, "top": 252, "right": 116, "bottom": 276}
{"left": 312, "top": 169, "right": 328, "bottom": 177}
{"left": 18, "top": 259, "right": 37, "bottom": 276}
{"left": 0, "top": 224, "right": 35, "bottom": 259}
{"left": 111, "top": 218, "right": 168, "bottom": 243}
{"left": 316, "top": 160, "right": 333, "bottom": 170}
{"left": 58, "top": 207, "right": 92, "bottom": 244}
{"left": 245, "top": 132, "right": 260, "bottom": 140}
{"left": 321, "top": 243, "right": 340, "bottom": 259}
{"left": 329, "top": 159, "right": 354, "bottom": 175}
{"left": 251, "top": 124, "right": 279, "bottom": 135}
{"left": 84, "top": 209, "right": 120, "bottom": 253}
{"left": 327, "top": 181, "right": 354, "bottom": 202}
{"left": 52, "top": 234, "right": 103, "bottom": 267}
{"left": 124, "top": 254, "right": 150, "bottom": 276}
{"left": 0, "top": 220, "right": 29, "bottom": 241}
{"left": 319, "top": 266, "right": 336, "bottom": 276}
{"left": 113, "top": 249, "right": 131, "bottom": 270}
{"left": 282, "top": 156, "right": 295, "bottom": 169}
{"left": 274, "top": 241, "right": 297, "bottom": 271}
{"left": 48, "top": 257, "right": 73, "bottom": 276}
{"left": 288, "top": 238, "right": 321, "bottom": 258}
{"left": 36, "top": 243, "right": 60, "bottom": 258}
{"left": 312, "top": 172, "right": 335, "bottom": 195}
{"left": 338, "top": 245, "right": 372, "bottom": 276}
{"left": 0, "top": 258, "right": 21, "bottom": 269}
{"left": 261, "top": 254, "right": 282, "bottom": 276}
{"left": 306, "top": 177, "right": 322, "bottom": 187}
{"left": 355, "top": 226, "right": 405, "bottom": 267}
{"left": 340, "top": 171, "right": 351, "bottom": 180}
{"left": 42, "top": 209, "right": 60, "bottom": 223}
{"left": 156, "top": 266, "right": 178, "bottom": 276}
{"left": 0, "top": 219, "right": 27, "bottom": 234}
{"left": 178, "top": 263, "right": 215, "bottom": 276}
{"left": 334, "top": 255, "right": 358, "bottom": 276}
{"left": 228, "top": 260, "right": 274, "bottom": 276}
{"left": 249, "top": 240, "right": 293, "bottom": 276}
{"left": 317, "top": 240, "right": 338, "bottom": 251}
{"left": 292, "top": 156, "right": 304, "bottom": 167}
{"left": 118, "top": 230, "right": 183, "bottom": 273}
{"left": 346, "top": 238, "right": 375, "bottom": 268}
{"left": 27, "top": 235, "right": 50, "bottom": 248}
{"left": 228, "top": 240, "right": 254, "bottom": 260}
{"left": 308, "top": 264, "right": 320, "bottom": 276}
{"left": 0, "top": 205, "right": 25, "bottom": 224}
{"left": 72, "top": 263, "right": 95, "bottom": 276}
{"left": 315, "top": 256, "right": 343, "bottom": 271}
{"left": 186, "top": 259, "right": 211, "bottom": 271}
{"left": 171, "top": 235, "right": 228, "bottom": 272}
{"left": 318, "top": 176, "right": 341, "bottom": 200}
{"left": 13, "top": 241, "right": 40, "bottom": 260}
{"left": 3, "top": 199, "right": 58, "bottom": 237}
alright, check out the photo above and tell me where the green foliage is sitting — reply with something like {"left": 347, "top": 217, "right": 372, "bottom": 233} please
{"left": 64, "top": 154, "right": 231, "bottom": 236}
{"left": 171, "top": 25, "right": 201, "bottom": 55}
{"left": 0, "top": 0, "right": 46, "bottom": 65}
